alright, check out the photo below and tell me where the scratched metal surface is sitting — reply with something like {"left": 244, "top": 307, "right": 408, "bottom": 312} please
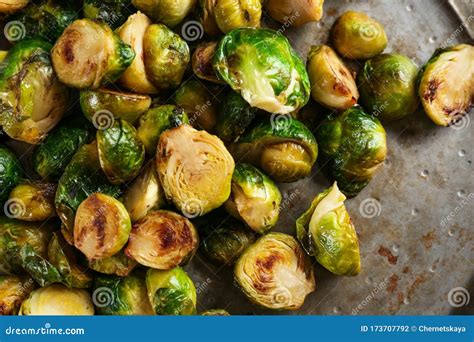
{"left": 187, "top": 0, "right": 474, "bottom": 315}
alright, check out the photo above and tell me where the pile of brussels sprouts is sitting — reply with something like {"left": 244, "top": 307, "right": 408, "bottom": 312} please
{"left": 0, "top": 0, "right": 472, "bottom": 315}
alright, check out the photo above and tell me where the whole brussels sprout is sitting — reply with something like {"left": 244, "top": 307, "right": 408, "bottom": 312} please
{"left": 55, "top": 143, "right": 122, "bottom": 234}
{"left": 357, "top": 53, "right": 419, "bottom": 121}
{"left": 157, "top": 124, "right": 235, "bottom": 216}
{"left": 230, "top": 117, "right": 318, "bottom": 183}
{"left": 297, "top": 182, "right": 361, "bottom": 276}
{"left": 0, "top": 0, "right": 29, "bottom": 14}
{"left": 173, "top": 80, "right": 218, "bottom": 132}
{"left": 117, "top": 12, "right": 158, "bottom": 94}
{"left": 74, "top": 193, "right": 131, "bottom": 261}
{"left": 200, "top": 309, "right": 230, "bottom": 315}
{"left": 307, "top": 45, "right": 359, "bottom": 110}
{"left": 7, "top": 182, "right": 57, "bottom": 222}
{"left": 19, "top": 284, "right": 94, "bottom": 315}
{"left": 216, "top": 90, "right": 257, "bottom": 143}
{"left": 97, "top": 119, "right": 145, "bottom": 184}
{"left": 143, "top": 24, "right": 190, "bottom": 90}
{"left": 315, "top": 106, "right": 387, "bottom": 197}
{"left": 83, "top": 0, "right": 133, "bottom": 29}
{"left": 192, "top": 42, "right": 225, "bottom": 84}
{"left": 89, "top": 249, "right": 137, "bottom": 277}
{"left": 146, "top": 267, "right": 196, "bottom": 315}
{"left": 0, "top": 39, "right": 70, "bottom": 144}
{"left": 331, "top": 11, "right": 387, "bottom": 60}
{"left": 32, "top": 116, "right": 93, "bottom": 180}
{"left": 137, "top": 105, "right": 189, "bottom": 155}
{"left": 80, "top": 89, "right": 151, "bottom": 125}
{"left": 265, "top": 0, "right": 323, "bottom": 27}
{"left": 225, "top": 164, "right": 281, "bottom": 233}
{"left": 132, "top": 0, "right": 196, "bottom": 28}
{"left": 214, "top": 0, "right": 262, "bottom": 33}
{"left": 125, "top": 210, "right": 199, "bottom": 270}
{"left": 0, "top": 275, "right": 36, "bottom": 315}
{"left": 51, "top": 19, "right": 135, "bottom": 89}
{"left": 0, "top": 144, "right": 22, "bottom": 204}
{"left": 214, "top": 28, "right": 310, "bottom": 114}
{"left": 123, "top": 161, "right": 166, "bottom": 222}
{"left": 93, "top": 273, "right": 154, "bottom": 315}
{"left": 418, "top": 44, "right": 474, "bottom": 126}
{"left": 234, "top": 232, "right": 315, "bottom": 310}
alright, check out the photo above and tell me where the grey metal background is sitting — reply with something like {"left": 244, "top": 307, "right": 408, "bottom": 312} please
{"left": 188, "top": 0, "right": 474, "bottom": 315}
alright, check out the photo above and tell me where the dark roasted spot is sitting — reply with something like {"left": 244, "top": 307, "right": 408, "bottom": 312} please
{"left": 160, "top": 223, "right": 177, "bottom": 249}
{"left": 377, "top": 246, "right": 398, "bottom": 265}
{"left": 423, "top": 79, "right": 441, "bottom": 102}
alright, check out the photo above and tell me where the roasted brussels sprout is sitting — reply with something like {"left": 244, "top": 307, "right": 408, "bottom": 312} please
{"left": 137, "top": 105, "right": 189, "bottom": 155}
{"left": 0, "top": 0, "right": 29, "bottom": 14}
{"left": 117, "top": 12, "right": 158, "bottom": 94}
{"left": 143, "top": 24, "right": 190, "bottom": 90}
{"left": 173, "top": 80, "right": 218, "bottom": 132}
{"left": 0, "top": 39, "right": 70, "bottom": 144}
{"left": 80, "top": 89, "right": 151, "bottom": 125}
{"left": 358, "top": 53, "right": 419, "bottom": 121}
{"left": 216, "top": 90, "right": 257, "bottom": 143}
{"left": 0, "top": 218, "right": 52, "bottom": 275}
{"left": 234, "top": 232, "right": 315, "bottom": 310}
{"left": 146, "top": 267, "right": 196, "bottom": 315}
{"left": 48, "top": 232, "right": 93, "bottom": 288}
{"left": 214, "top": 28, "right": 310, "bottom": 114}
{"left": 132, "top": 0, "right": 196, "bottom": 28}
{"left": 198, "top": 0, "right": 220, "bottom": 36}
{"left": 225, "top": 164, "right": 281, "bottom": 233}
{"left": 19, "top": 284, "right": 94, "bottom": 315}
{"left": 7, "top": 182, "right": 57, "bottom": 222}
{"left": 418, "top": 44, "right": 474, "bottom": 126}
{"left": 200, "top": 309, "right": 230, "bottom": 315}
{"left": 89, "top": 249, "right": 137, "bottom": 277}
{"left": 307, "top": 45, "right": 359, "bottom": 110}
{"left": 32, "top": 117, "right": 93, "bottom": 180}
{"left": 201, "top": 217, "right": 256, "bottom": 265}
{"left": 192, "top": 42, "right": 224, "bottom": 84}
{"left": 315, "top": 107, "right": 387, "bottom": 197}
{"left": 0, "top": 144, "right": 21, "bottom": 204}
{"left": 331, "top": 11, "right": 387, "bottom": 60}
{"left": 213, "top": 0, "right": 262, "bottom": 33}
{"left": 93, "top": 273, "right": 153, "bottom": 315}
{"left": 97, "top": 119, "right": 145, "bottom": 184}
{"left": 55, "top": 143, "right": 122, "bottom": 234}
{"left": 83, "top": 0, "right": 133, "bottom": 29}
{"left": 123, "top": 162, "right": 166, "bottom": 222}
{"left": 9, "top": 0, "right": 78, "bottom": 43}
{"left": 74, "top": 193, "right": 131, "bottom": 261}
{"left": 0, "top": 275, "right": 35, "bottom": 315}
{"left": 157, "top": 125, "right": 235, "bottom": 216}
{"left": 230, "top": 117, "right": 318, "bottom": 183}
{"left": 297, "top": 182, "right": 361, "bottom": 276}
{"left": 125, "top": 210, "right": 199, "bottom": 269}
{"left": 265, "top": 0, "right": 323, "bottom": 27}
{"left": 51, "top": 19, "right": 135, "bottom": 89}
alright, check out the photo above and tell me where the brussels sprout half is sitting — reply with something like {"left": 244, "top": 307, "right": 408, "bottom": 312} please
{"left": 0, "top": 275, "right": 36, "bottom": 315}
{"left": 117, "top": 12, "right": 158, "bottom": 94}
{"left": 97, "top": 119, "right": 145, "bottom": 184}
{"left": 418, "top": 44, "right": 474, "bottom": 126}
{"left": 93, "top": 273, "right": 154, "bottom": 315}
{"left": 19, "top": 284, "right": 94, "bottom": 315}
{"left": 83, "top": 0, "right": 133, "bottom": 29}
{"left": 52, "top": 19, "right": 135, "bottom": 89}
{"left": 214, "top": 0, "right": 262, "bottom": 33}
{"left": 125, "top": 210, "right": 199, "bottom": 270}
{"left": 146, "top": 267, "right": 196, "bottom": 315}
{"left": 265, "top": 0, "right": 323, "bottom": 27}
{"left": 7, "top": 182, "right": 57, "bottom": 222}
{"left": 297, "top": 182, "right": 361, "bottom": 276}
{"left": 315, "top": 106, "right": 387, "bottom": 197}
{"left": 89, "top": 249, "right": 137, "bottom": 277}
{"left": 132, "top": 0, "right": 196, "bottom": 28}
{"left": 358, "top": 53, "right": 419, "bottom": 121}
{"left": 200, "top": 309, "right": 230, "bottom": 315}
{"left": 137, "top": 105, "right": 189, "bottom": 155}
{"left": 157, "top": 125, "right": 235, "bottom": 216}
{"left": 331, "top": 11, "right": 387, "bottom": 60}
{"left": 307, "top": 45, "right": 359, "bottom": 110}
{"left": 143, "top": 24, "right": 190, "bottom": 90}
{"left": 0, "top": 144, "right": 22, "bottom": 204}
{"left": 225, "top": 164, "right": 281, "bottom": 233}
{"left": 74, "top": 193, "right": 131, "bottom": 261}
{"left": 80, "top": 89, "right": 151, "bottom": 125}
{"left": 0, "top": 39, "right": 70, "bottom": 144}
{"left": 214, "top": 28, "right": 310, "bottom": 114}
{"left": 230, "top": 117, "right": 318, "bottom": 183}
{"left": 0, "top": 0, "right": 29, "bottom": 14}
{"left": 234, "top": 232, "right": 315, "bottom": 310}
{"left": 192, "top": 42, "right": 225, "bottom": 84}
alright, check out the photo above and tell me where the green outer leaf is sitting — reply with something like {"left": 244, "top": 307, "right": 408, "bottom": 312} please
{"left": 89, "top": 249, "right": 136, "bottom": 277}
{"left": 83, "top": 0, "right": 133, "bottom": 29}
{"left": 0, "top": 144, "right": 22, "bottom": 204}
{"left": 19, "top": 245, "right": 63, "bottom": 287}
